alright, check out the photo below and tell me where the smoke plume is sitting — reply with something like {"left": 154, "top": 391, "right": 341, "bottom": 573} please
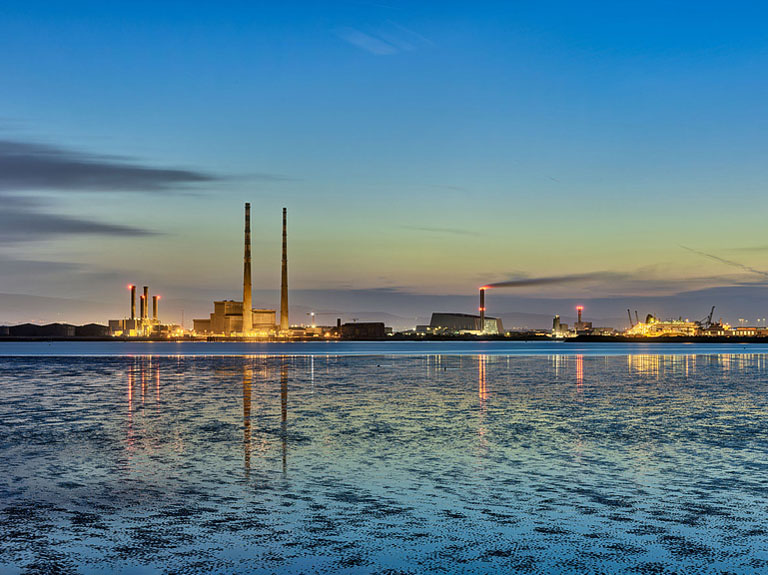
{"left": 483, "top": 272, "right": 628, "bottom": 289}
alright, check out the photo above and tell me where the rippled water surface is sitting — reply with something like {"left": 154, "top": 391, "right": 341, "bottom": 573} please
{"left": 2, "top": 349, "right": 768, "bottom": 573}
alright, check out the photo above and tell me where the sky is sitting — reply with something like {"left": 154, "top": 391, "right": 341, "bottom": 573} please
{"left": 2, "top": 1, "right": 768, "bottom": 328}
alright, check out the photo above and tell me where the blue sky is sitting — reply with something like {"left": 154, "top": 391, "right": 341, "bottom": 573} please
{"left": 2, "top": 1, "right": 768, "bottom": 326}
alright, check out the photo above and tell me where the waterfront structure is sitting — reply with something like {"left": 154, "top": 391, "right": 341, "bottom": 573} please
{"left": 341, "top": 322, "right": 386, "bottom": 339}
{"left": 429, "top": 312, "right": 503, "bottom": 335}
{"left": 573, "top": 305, "right": 593, "bottom": 332}
{"left": 0, "top": 323, "right": 110, "bottom": 337}
{"left": 108, "top": 284, "right": 180, "bottom": 337}
{"left": 193, "top": 302, "right": 275, "bottom": 335}
{"left": 625, "top": 315, "right": 699, "bottom": 337}
{"left": 192, "top": 203, "right": 280, "bottom": 337}
{"left": 552, "top": 315, "right": 570, "bottom": 337}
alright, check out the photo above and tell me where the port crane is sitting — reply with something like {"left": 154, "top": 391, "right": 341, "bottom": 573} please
{"left": 696, "top": 306, "right": 716, "bottom": 329}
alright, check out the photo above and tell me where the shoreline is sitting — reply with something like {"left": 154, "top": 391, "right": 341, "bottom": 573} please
{"left": 1, "top": 335, "right": 768, "bottom": 344}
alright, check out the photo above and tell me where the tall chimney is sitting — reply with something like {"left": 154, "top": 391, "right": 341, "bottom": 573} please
{"left": 577, "top": 306, "right": 583, "bottom": 325}
{"left": 479, "top": 288, "right": 486, "bottom": 332}
{"left": 243, "top": 203, "right": 253, "bottom": 334}
{"left": 143, "top": 286, "right": 149, "bottom": 320}
{"left": 140, "top": 294, "right": 145, "bottom": 321}
{"left": 129, "top": 285, "right": 136, "bottom": 320}
{"left": 280, "top": 207, "right": 289, "bottom": 332}
{"left": 152, "top": 295, "right": 159, "bottom": 322}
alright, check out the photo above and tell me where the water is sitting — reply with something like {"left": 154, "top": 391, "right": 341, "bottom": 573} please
{"left": 1, "top": 343, "right": 767, "bottom": 573}
{"left": 2, "top": 339, "right": 768, "bottom": 357}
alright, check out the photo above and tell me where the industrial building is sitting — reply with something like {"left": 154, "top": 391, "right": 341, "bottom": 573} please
{"left": 192, "top": 203, "right": 289, "bottom": 337}
{"left": 429, "top": 312, "right": 504, "bottom": 335}
{"left": 108, "top": 284, "right": 181, "bottom": 337}
{"left": 573, "top": 305, "right": 592, "bottom": 333}
{"left": 193, "top": 302, "right": 275, "bottom": 335}
{"left": 552, "top": 315, "right": 569, "bottom": 336}
{"left": 341, "top": 322, "right": 387, "bottom": 339}
{"left": 0, "top": 323, "right": 110, "bottom": 338}
{"left": 423, "top": 288, "right": 504, "bottom": 335}
{"left": 550, "top": 307, "right": 619, "bottom": 337}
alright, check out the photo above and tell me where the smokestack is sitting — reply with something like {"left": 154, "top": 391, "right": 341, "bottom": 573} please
{"left": 140, "top": 294, "right": 145, "bottom": 321}
{"left": 152, "top": 295, "right": 159, "bottom": 322}
{"left": 479, "top": 288, "right": 486, "bottom": 331}
{"left": 577, "top": 306, "right": 583, "bottom": 324}
{"left": 143, "top": 286, "right": 149, "bottom": 320}
{"left": 243, "top": 203, "right": 253, "bottom": 334}
{"left": 129, "top": 285, "right": 136, "bottom": 320}
{"left": 280, "top": 207, "right": 289, "bottom": 332}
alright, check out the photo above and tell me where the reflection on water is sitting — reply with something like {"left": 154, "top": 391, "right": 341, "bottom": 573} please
{"left": 627, "top": 353, "right": 768, "bottom": 378}
{"left": 576, "top": 354, "right": 583, "bottom": 387}
{"left": 280, "top": 360, "right": 288, "bottom": 475}
{"left": 478, "top": 354, "right": 487, "bottom": 403}
{"left": 243, "top": 366, "right": 252, "bottom": 476}
{"left": 2, "top": 353, "right": 768, "bottom": 573}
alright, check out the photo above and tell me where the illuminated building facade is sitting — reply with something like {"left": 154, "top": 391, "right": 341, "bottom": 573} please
{"left": 193, "top": 302, "right": 276, "bottom": 335}
{"left": 108, "top": 284, "right": 181, "bottom": 337}
{"left": 625, "top": 316, "right": 699, "bottom": 337}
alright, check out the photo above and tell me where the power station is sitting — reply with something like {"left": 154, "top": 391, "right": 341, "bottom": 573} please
{"left": 425, "top": 287, "right": 504, "bottom": 335}
{"left": 92, "top": 203, "right": 768, "bottom": 341}
{"left": 192, "top": 204, "right": 289, "bottom": 337}
{"left": 108, "top": 284, "right": 180, "bottom": 337}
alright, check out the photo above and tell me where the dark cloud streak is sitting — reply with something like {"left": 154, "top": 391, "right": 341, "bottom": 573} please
{"left": 0, "top": 138, "right": 216, "bottom": 193}
{"left": 0, "top": 209, "right": 158, "bottom": 244}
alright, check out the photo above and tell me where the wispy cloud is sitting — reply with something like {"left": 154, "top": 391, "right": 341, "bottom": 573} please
{"left": 0, "top": 138, "right": 219, "bottom": 194}
{"left": 381, "top": 21, "right": 433, "bottom": 50}
{"left": 336, "top": 21, "right": 431, "bottom": 55}
{"left": 680, "top": 245, "right": 768, "bottom": 279}
{"left": 336, "top": 27, "right": 398, "bottom": 54}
